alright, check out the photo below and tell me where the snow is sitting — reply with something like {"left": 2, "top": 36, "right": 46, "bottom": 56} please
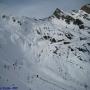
{"left": 0, "top": 9, "right": 90, "bottom": 90}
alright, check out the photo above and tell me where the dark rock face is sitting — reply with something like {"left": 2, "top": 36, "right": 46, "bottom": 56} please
{"left": 73, "top": 19, "right": 84, "bottom": 29}
{"left": 53, "top": 8, "right": 64, "bottom": 19}
{"left": 73, "top": 19, "right": 83, "bottom": 25}
{"left": 81, "top": 4, "right": 90, "bottom": 14}
{"left": 53, "top": 8, "right": 84, "bottom": 29}
{"left": 65, "top": 15, "right": 75, "bottom": 24}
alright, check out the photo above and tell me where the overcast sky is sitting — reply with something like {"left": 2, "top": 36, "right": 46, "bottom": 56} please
{"left": 0, "top": 0, "right": 90, "bottom": 18}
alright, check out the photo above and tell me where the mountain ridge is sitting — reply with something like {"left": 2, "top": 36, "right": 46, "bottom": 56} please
{"left": 81, "top": 4, "right": 90, "bottom": 14}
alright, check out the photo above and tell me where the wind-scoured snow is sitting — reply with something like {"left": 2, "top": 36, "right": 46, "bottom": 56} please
{"left": 0, "top": 9, "right": 90, "bottom": 90}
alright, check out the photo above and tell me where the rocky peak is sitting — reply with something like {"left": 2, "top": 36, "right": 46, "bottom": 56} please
{"left": 53, "top": 8, "right": 64, "bottom": 19}
{"left": 81, "top": 4, "right": 90, "bottom": 14}
{"left": 52, "top": 8, "right": 84, "bottom": 29}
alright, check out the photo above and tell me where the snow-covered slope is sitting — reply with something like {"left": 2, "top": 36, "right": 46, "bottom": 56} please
{"left": 0, "top": 8, "right": 90, "bottom": 90}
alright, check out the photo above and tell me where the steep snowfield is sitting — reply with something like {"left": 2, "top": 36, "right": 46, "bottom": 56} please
{"left": 0, "top": 9, "right": 90, "bottom": 90}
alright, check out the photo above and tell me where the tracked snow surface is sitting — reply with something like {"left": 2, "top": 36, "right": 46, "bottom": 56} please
{"left": 0, "top": 8, "right": 90, "bottom": 90}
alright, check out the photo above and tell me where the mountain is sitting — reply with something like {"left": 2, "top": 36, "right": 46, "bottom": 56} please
{"left": 81, "top": 4, "right": 90, "bottom": 14}
{"left": 0, "top": 5, "right": 90, "bottom": 90}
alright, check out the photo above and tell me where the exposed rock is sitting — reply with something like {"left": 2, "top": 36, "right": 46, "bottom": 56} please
{"left": 81, "top": 4, "right": 90, "bottom": 14}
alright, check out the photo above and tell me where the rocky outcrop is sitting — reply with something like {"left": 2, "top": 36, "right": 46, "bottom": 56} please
{"left": 53, "top": 8, "right": 84, "bottom": 29}
{"left": 81, "top": 4, "right": 90, "bottom": 14}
